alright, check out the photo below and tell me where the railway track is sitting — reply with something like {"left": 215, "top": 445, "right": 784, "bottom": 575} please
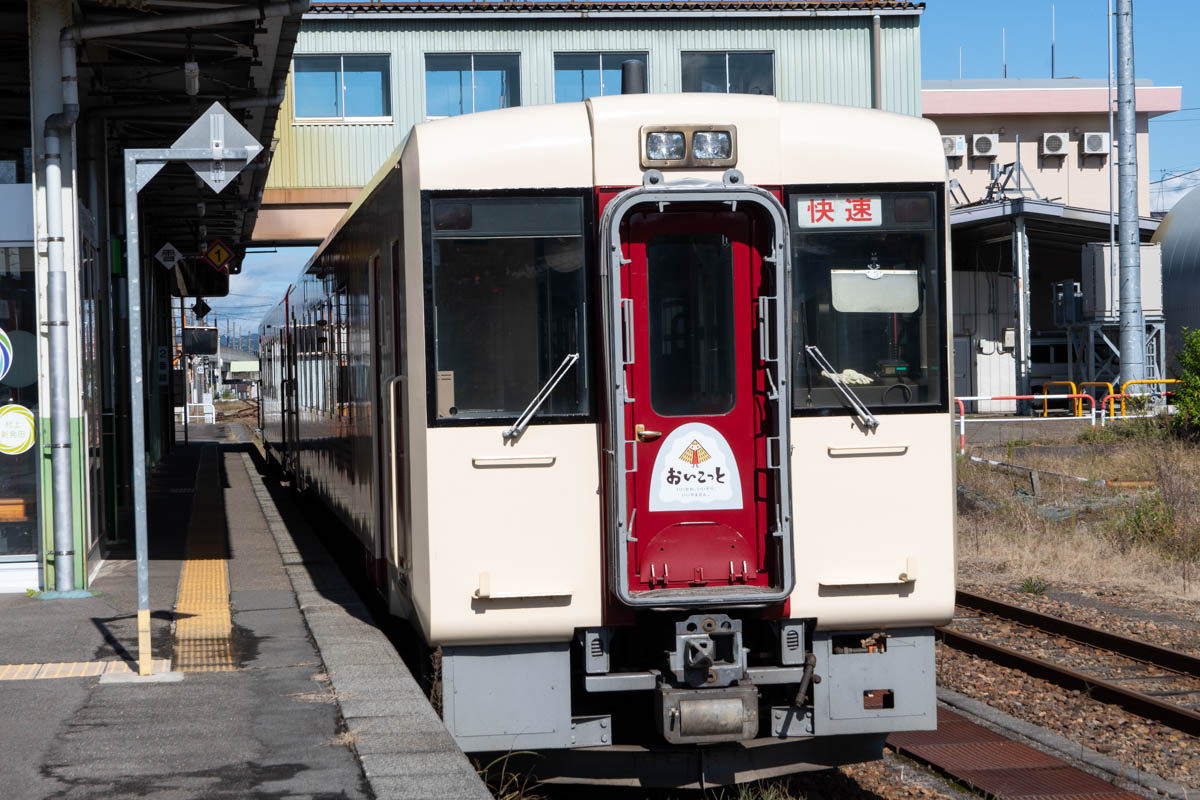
{"left": 883, "top": 591, "right": 1200, "bottom": 799}
{"left": 939, "top": 589, "right": 1200, "bottom": 736}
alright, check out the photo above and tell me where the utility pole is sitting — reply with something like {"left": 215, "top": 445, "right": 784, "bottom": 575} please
{"left": 1116, "top": 0, "right": 1145, "bottom": 389}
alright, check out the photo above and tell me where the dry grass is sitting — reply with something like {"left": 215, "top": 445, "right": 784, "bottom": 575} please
{"left": 957, "top": 419, "right": 1200, "bottom": 600}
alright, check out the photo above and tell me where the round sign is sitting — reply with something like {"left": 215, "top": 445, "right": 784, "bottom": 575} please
{"left": 0, "top": 327, "right": 10, "bottom": 382}
{"left": 0, "top": 404, "right": 36, "bottom": 455}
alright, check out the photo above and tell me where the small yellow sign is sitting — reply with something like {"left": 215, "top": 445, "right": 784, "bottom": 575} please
{"left": 203, "top": 239, "right": 233, "bottom": 271}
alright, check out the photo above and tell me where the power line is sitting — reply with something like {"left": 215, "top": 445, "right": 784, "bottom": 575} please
{"left": 1151, "top": 166, "right": 1200, "bottom": 184}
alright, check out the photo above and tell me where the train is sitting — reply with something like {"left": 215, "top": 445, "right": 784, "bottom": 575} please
{"left": 260, "top": 92, "right": 954, "bottom": 787}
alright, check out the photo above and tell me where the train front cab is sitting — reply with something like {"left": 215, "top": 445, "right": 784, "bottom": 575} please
{"left": 399, "top": 96, "right": 954, "bottom": 785}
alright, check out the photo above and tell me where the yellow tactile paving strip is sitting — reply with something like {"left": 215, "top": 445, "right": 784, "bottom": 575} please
{"left": 0, "top": 659, "right": 172, "bottom": 681}
{"left": 172, "top": 448, "right": 237, "bottom": 673}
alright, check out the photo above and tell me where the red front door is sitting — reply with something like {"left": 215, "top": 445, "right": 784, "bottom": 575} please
{"left": 622, "top": 207, "right": 770, "bottom": 593}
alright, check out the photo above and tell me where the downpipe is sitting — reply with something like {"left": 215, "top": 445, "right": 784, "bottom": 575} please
{"left": 42, "top": 37, "right": 79, "bottom": 592}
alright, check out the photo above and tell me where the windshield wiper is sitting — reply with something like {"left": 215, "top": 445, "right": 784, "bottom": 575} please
{"left": 804, "top": 345, "right": 879, "bottom": 430}
{"left": 503, "top": 353, "right": 580, "bottom": 442}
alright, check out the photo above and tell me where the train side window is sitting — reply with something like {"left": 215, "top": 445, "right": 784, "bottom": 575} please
{"left": 429, "top": 196, "right": 589, "bottom": 422}
{"left": 788, "top": 190, "right": 945, "bottom": 413}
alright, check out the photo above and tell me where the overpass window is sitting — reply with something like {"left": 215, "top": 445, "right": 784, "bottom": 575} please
{"left": 554, "top": 53, "right": 648, "bottom": 102}
{"left": 681, "top": 52, "right": 774, "bottom": 95}
{"left": 425, "top": 54, "right": 520, "bottom": 118}
{"left": 294, "top": 54, "right": 391, "bottom": 120}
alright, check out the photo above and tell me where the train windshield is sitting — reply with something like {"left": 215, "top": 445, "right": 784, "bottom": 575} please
{"left": 788, "top": 190, "right": 944, "bottom": 412}
{"left": 429, "top": 195, "right": 590, "bottom": 421}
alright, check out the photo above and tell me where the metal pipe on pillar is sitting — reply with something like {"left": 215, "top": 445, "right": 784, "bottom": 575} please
{"left": 1116, "top": 0, "right": 1145, "bottom": 389}
{"left": 42, "top": 38, "right": 80, "bottom": 592}
{"left": 872, "top": 14, "right": 883, "bottom": 109}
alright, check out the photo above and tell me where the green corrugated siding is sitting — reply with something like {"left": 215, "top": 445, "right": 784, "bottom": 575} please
{"left": 267, "top": 15, "right": 922, "bottom": 189}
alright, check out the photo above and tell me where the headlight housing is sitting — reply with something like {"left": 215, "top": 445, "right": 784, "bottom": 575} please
{"left": 641, "top": 125, "right": 738, "bottom": 169}
{"left": 646, "top": 131, "right": 686, "bottom": 161}
{"left": 692, "top": 130, "right": 732, "bottom": 160}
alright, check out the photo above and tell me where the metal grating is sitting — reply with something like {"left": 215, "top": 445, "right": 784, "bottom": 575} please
{"left": 888, "top": 709, "right": 1144, "bottom": 800}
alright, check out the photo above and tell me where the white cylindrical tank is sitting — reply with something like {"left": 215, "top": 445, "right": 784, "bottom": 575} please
{"left": 1153, "top": 186, "right": 1200, "bottom": 369}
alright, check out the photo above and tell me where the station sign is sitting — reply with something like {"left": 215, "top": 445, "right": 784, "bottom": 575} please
{"left": 173, "top": 103, "right": 263, "bottom": 193}
{"left": 794, "top": 195, "right": 881, "bottom": 229}
{"left": 0, "top": 328, "right": 11, "bottom": 382}
{"left": 0, "top": 404, "right": 35, "bottom": 456}
{"left": 203, "top": 239, "right": 234, "bottom": 272}
{"left": 155, "top": 242, "right": 182, "bottom": 270}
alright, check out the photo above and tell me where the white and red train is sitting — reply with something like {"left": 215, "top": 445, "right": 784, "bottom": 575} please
{"left": 260, "top": 93, "right": 954, "bottom": 786}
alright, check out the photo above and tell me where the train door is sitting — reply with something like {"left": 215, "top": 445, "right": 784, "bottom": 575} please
{"left": 282, "top": 297, "right": 300, "bottom": 475}
{"left": 603, "top": 184, "right": 794, "bottom": 606}
{"left": 370, "top": 254, "right": 389, "bottom": 588}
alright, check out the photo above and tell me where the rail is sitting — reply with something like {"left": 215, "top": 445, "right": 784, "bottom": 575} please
{"left": 954, "top": 394, "right": 1096, "bottom": 455}
{"left": 1041, "top": 380, "right": 1078, "bottom": 417}
{"left": 943, "top": 590, "right": 1200, "bottom": 736}
{"left": 1111, "top": 379, "right": 1181, "bottom": 418}
{"left": 1078, "top": 380, "right": 1114, "bottom": 403}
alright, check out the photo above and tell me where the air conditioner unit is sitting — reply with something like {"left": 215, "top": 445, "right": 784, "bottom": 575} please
{"left": 1041, "top": 132, "right": 1070, "bottom": 156}
{"left": 941, "top": 135, "right": 966, "bottom": 158}
{"left": 1082, "top": 131, "right": 1111, "bottom": 156}
{"left": 972, "top": 133, "right": 999, "bottom": 158}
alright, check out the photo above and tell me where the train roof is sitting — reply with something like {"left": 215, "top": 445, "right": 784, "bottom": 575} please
{"left": 304, "top": 94, "right": 946, "bottom": 274}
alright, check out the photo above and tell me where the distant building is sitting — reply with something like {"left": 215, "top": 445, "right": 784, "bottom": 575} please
{"left": 219, "top": 347, "right": 260, "bottom": 401}
{"left": 254, "top": 0, "right": 928, "bottom": 244}
{"left": 921, "top": 79, "right": 1182, "bottom": 407}
{"left": 924, "top": 78, "right": 1180, "bottom": 212}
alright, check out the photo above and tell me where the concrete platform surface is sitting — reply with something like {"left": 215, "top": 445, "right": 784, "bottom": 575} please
{"left": 0, "top": 423, "right": 490, "bottom": 800}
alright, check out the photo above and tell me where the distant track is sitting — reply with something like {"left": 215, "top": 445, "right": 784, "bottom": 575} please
{"left": 939, "top": 590, "right": 1200, "bottom": 736}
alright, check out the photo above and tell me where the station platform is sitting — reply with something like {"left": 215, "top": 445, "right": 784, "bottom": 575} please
{"left": 0, "top": 423, "right": 490, "bottom": 800}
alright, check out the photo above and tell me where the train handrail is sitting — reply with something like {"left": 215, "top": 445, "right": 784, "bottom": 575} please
{"left": 1042, "top": 381, "right": 1078, "bottom": 417}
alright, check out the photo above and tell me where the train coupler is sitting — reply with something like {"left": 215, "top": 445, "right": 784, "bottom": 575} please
{"left": 655, "top": 684, "right": 759, "bottom": 744}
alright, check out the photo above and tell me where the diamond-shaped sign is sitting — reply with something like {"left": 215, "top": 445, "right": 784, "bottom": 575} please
{"left": 155, "top": 242, "right": 182, "bottom": 270}
{"left": 172, "top": 102, "right": 262, "bottom": 194}
{"left": 203, "top": 239, "right": 234, "bottom": 271}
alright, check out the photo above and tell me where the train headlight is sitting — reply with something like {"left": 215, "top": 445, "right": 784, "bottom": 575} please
{"left": 646, "top": 131, "right": 685, "bottom": 161}
{"left": 641, "top": 125, "right": 738, "bottom": 169}
{"left": 692, "top": 130, "right": 732, "bottom": 160}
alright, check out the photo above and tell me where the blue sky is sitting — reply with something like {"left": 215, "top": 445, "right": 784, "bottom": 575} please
{"left": 921, "top": 0, "right": 1198, "bottom": 182}
{"left": 211, "top": 1, "right": 1199, "bottom": 326}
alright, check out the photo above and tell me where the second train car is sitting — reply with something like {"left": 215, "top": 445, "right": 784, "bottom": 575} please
{"left": 260, "top": 93, "right": 954, "bottom": 786}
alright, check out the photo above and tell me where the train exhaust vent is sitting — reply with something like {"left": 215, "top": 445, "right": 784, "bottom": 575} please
{"left": 590, "top": 637, "right": 605, "bottom": 659}
{"left": 1041, "top": 132, "right": 1070, "bottom": 157}
{"left": 785, "top": 627, "right": 801, "bottom": 653}
{"left": 971, "top": 133, "right": 998, "bottom": 158}
{"left": 1083, "top": 131, "right": 1111, "bottom": 156}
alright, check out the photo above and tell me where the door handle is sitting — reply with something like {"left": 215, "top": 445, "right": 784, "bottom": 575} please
{"left": 635, "top": 424, "right": 662, "bottom": 442}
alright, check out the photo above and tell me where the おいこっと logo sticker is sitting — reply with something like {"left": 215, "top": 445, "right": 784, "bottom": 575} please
{"left": 0, "top": 404, "right": 35, "bottom": 455}
{"left": 0, "top": 327, "right": 11, "bottom": 383}
{"left": 649, "top": 423, "right": 742, "bottom": 511}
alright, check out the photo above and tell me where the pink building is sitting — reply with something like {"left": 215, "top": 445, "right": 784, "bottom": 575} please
{"left": 923, "top": 79, "right": 1182, "bottom": 408}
